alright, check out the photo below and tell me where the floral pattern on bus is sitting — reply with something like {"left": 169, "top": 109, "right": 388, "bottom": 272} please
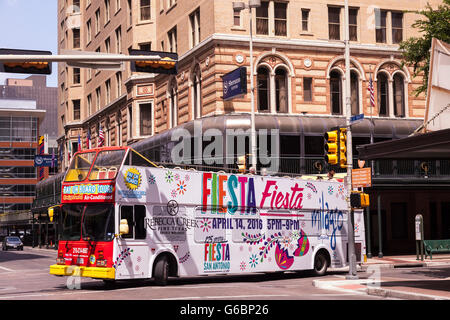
{"left": 113, "top": 248, "right": 133, "bottom": 269}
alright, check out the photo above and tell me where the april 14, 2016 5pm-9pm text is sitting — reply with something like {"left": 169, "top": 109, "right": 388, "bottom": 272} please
{"left": 179, "top": 304, "right": 270, "bottom": 318}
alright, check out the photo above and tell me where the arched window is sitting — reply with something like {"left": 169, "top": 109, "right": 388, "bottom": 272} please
{"left": 257, "top": 66, "right": 270, "bottom": 112}
{"left": 377, "top": 73, "right": 389, "bottom": 117}
{"left": 393, "top": 73, "right": 405, "bottom": 117}
{"left": 275, "top": 68, "right": 288, "bottom": 113}
{"left": 192, "top": 65, "right": 201, "bottom": 119}
{"left": 330, "top": 70, "right": 342, "bottom": 115}
{"left": 350, "top": 71, "right": 360, "bottom": 115}
{"left": 169, "top": 78, "right": 178, "bottom": 128}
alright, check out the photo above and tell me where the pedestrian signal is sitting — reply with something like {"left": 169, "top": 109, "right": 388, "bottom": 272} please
{"left": 0, "top": 48, "right": 52, "bottom": 75}
{"left": 350, "top": 192, "right": 370, "bottom": 208}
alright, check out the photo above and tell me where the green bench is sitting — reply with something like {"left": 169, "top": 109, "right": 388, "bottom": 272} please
{"left": 423, "top": 239, "right": 450, "bottom": 259}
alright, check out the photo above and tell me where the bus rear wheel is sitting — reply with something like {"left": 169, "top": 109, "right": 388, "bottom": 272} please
{"left": 154, "top": 256, "right": 169, "bottom": 286}
{"left": 312, "top": 251, "right": 329, "bottom": 276}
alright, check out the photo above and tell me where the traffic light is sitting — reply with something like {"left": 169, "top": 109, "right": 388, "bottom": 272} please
{"left": 129, "top": 49, "right": 177, "bottom": 74}
{"left": 324, "top": 127, "right": 347, "bottom": 168}
{"left": 324, "top": 129, "right": 339, "bottom": 165}
{"left": 237, "top": 155, "right": 246, "bottom": 173}
{"left": 350, "top": 191, "right": 370, "bottom": 208}
{"left": 0, "top": 48, "right": 52, "bottom": 75}
{"left": 339, "top": 128, "right": 347, "bottom": 168}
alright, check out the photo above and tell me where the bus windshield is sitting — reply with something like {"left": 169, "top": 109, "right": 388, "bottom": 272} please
{"left": 61, "top": 204, "right": 84, "bottom": 241}
{"left": 89, "top": 149, "right": 127, "bottom": 180}
{"left": 60, "top": 204, "right": 115, "bottom": 242}
{"left": 65, "top": 152, "right": 96, "bottom": 182}
{"left": 82, "top": 204, "right": 115, "bottom": 241}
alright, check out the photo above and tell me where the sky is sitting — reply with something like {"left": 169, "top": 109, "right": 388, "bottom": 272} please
{"left": 0, "top": 0, "right": 57, "bottom": 87}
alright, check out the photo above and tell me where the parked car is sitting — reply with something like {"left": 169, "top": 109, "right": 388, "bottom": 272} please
{"left": 2, "top": 236, "right": 23, "bottom": 251}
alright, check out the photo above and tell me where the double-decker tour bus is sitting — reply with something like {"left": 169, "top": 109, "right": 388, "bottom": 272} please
{"left": 49, "top": 146, "right": 365, "bottom": 285}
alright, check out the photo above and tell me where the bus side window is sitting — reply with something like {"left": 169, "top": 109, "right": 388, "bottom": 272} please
{"left": 135, "top": 205, "right": 146, "bottom": 239}
{"left": 120, "top": 206, "right": 134, "bottom": 239}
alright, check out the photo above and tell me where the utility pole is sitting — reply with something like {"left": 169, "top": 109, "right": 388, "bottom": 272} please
{"left": 344, "top": 0, "right": 358, "bottom": 280}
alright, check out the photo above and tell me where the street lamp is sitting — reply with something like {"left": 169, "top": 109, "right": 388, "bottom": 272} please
{"left": 233, "top": 0, "right": 261, "bottom": 173}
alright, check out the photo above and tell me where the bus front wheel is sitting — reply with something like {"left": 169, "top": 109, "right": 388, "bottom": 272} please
{"left": 154, "top": 256, "right": 169, "bottom": 286}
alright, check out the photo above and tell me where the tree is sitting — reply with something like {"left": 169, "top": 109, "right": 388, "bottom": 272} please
{"left": 399, "top": 0, "right": 450, "bottom": 96}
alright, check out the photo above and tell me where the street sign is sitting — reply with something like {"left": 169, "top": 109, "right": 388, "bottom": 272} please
{"left": 351, "top": 167, "right": 371, "bottom": 188}
{"left": 34, "top": 155, "right": 56, "bottom": 167}
{"left": 222, "top": 66, "right": 247, "bottom": 101}
{"left": 350, "top": 113, "right": 364, "bottom": 124}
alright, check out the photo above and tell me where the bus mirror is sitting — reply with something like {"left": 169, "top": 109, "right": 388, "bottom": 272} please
{"left": 48, "top": 207, "right": 54, "bottom": 222}
{"left": 119, "top": 219, "right": 129, "bottom": 235}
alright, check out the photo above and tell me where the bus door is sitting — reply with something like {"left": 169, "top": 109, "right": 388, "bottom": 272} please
{"left": 116, "top": 204, "right": 148, "bottom": 279}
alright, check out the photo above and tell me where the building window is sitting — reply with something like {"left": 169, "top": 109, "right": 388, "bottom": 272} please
{"left": 140, "top": 0, "right": 151, "bottom": 21}
{"left": 96, "top": 87, "right": 101, "bottom": 111}
{"left": 392, "top": 12, "right": 403, "bottom": 44}
{"left": 256, "top": 1, "right": 269, "bottom": 35}
{"left": 377, "top": 72, "right": 389, "bottom": 116}
{"left": 274, "top": 2, "right": 287, "bottom": 36}
{"left": 139, "top": 102, "right": 153, "bottom": 136}
{"left": 233, "top": 8, "right": 241, "bottom": 27}
{"left": 257, "top": 66, "right": 270, "bottom": 112}
{"left": 127, "top": 0, "right": 133, "bottom": 26}
{"left": 87, "top": 94, "right": 92, "bottom": 116}
{"left": 349, "top": 8, "right": 358, "bottom": 41}
{"left": 73, "top": 99, "right": 81, "bottom": 120}
{"left": 160, "top": 41, "right": 164, "bottom": 51}
{"left": 375, "top": 10, "right": 387, "bottom": 43}
{"left": 169, "top": 79, "right": 178, "bottom": 128}
{"left": 115, "top": 26, "right": 122, "bottom": 53}
{"left": 73, "top": 28, "right": 80, "bottom": 48}
{"left": 105, "top": 79, "right": 111, "bottom": 104}
{"left": 330, "top": 70, "right": 342, "bottom": 115}
{"left": 168, "top": 27, "right": 177, "bottom": 53}
{"left": 73, "top": 68, "right": 80, "bottom": 84}
{"left": 128, "top": 104, "right": 133, "bottom": 139}
{"left": 95, "top": 8, "right": 101, "bottom": 34}
{"left": 350, "top": 71, "right": 360, "bottom": 115}
{"left": 189, "top": 8, "right": 200, "bottom": 48}
{"left": 328, "top": 7, "right": 341, "bottom": 40}
{"left": 192, "top": 65, "right": 201, "bottom": 119}
{"left": 393, "top": 73, "right": 405, "bottom": 117}
{"left": 275, "top": 68, "right": 288, "bottom": 113}
{"left": 303, "top": 77, "right": 312, "bottom": 102}
{"left": 115, "top": 0, "right": 121, "bottom": 12}
{"left": 301, "top": 9, "right": 310, "bottom": 32}
{"left": 105, "top": 37, "right": 111, "bottom": 53}
{"left": 73, "top": 0, "right": 80, "bottom": 12}
{"left": 104, "top": 0, "right": 110, "bottom": 24}
{"left": 139, "top": 42, "right": 151, "bottom": 51}
{"left": 116, "top": 71, "right": 122, "bottom": 97}
{"left": 86, "top": 19, "right": 92, "bottom": 43}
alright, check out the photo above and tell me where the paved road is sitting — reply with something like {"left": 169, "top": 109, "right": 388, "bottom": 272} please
{"left": 0, "top": 247, "right": 387, "bottom": 301}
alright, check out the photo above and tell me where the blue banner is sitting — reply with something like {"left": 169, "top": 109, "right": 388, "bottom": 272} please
{"left": 34, "top": 155, "right": 56, "bottom": 167}
{"left": 222, "top": 66, "right": 247, "bottom": 101}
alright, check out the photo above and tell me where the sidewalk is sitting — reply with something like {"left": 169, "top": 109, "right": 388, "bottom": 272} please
{"left": 314, "top": 254, "right": 450, "bottom": 300}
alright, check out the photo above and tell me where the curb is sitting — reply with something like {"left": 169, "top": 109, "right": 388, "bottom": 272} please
{"left": 366, "top": 287, "right": 449, "bottom": 300}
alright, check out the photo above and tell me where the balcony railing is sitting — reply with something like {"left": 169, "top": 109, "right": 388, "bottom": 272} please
{"left": 160, "top": 157, "right": 449, "bottom": 180}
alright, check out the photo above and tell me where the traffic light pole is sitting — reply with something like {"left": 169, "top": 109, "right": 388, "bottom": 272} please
{"left": 344, "top": 0, "right": 358, "bottom": 280}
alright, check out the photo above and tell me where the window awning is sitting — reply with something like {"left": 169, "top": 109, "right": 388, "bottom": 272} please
{"left": 357, "top": 128, "right": 450, "bottom": 160}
